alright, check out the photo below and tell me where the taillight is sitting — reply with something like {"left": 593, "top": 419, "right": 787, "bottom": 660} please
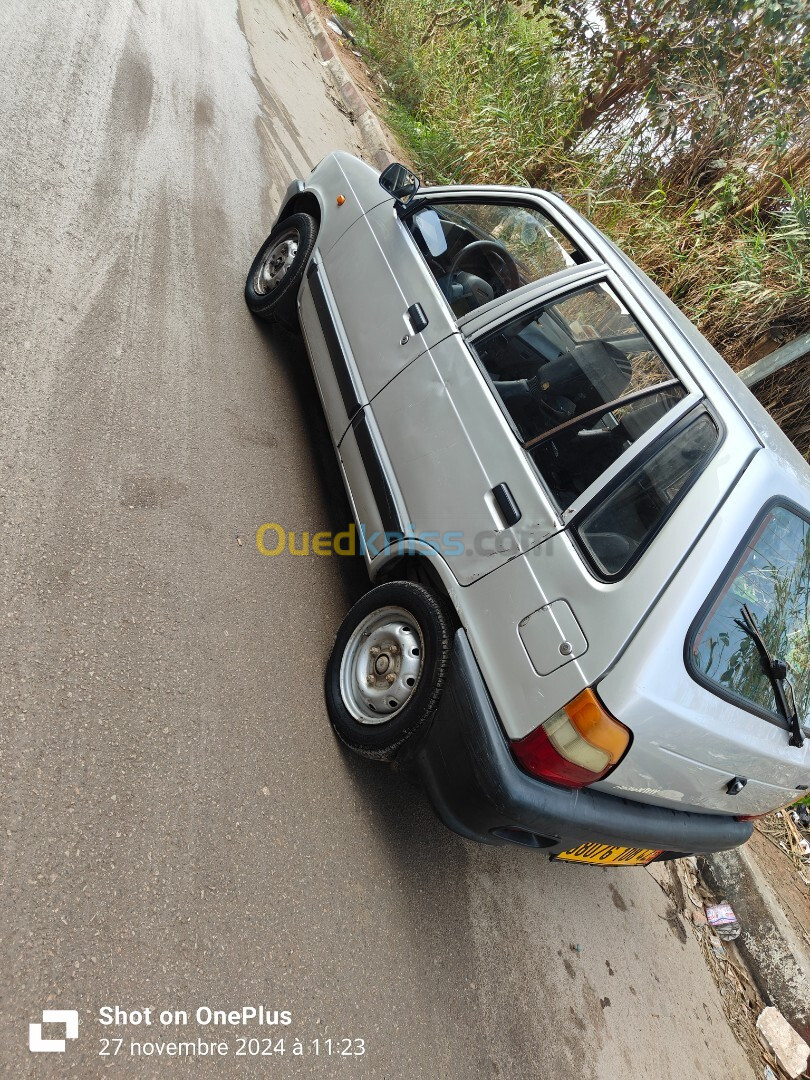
{"left": 510, "top": 688, "right": 631, "bottom": 789}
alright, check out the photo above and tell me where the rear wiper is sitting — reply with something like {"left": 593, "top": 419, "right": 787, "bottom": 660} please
{"left": 736, "top": 605, "right": 805, "bottom": 748}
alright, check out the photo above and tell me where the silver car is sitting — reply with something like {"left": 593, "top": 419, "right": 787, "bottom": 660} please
{"left": 245, "top": 152, "right": 810, "bottom": 867}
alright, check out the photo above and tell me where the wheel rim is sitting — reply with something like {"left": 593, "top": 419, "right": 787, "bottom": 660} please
{"left": 254, "top": 227, "right": 299, "bottom": 295}
{"left": 339, "top": 606, "right": 425, "bottom": 725}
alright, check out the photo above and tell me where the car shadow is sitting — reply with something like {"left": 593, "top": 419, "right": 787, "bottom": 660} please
{"left": 251, "top": 314, "right": 370, "bottom": 610}
{"left": 252, "top": 312, "right": 481, "bottom": 852}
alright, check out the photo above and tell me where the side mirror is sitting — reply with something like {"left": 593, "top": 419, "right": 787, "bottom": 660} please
{"left": 379, "top": 162, "right": 420, "bottom": 209}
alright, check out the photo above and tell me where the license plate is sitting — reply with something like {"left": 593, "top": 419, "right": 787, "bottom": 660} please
{"left": 554, "top": 842, "right": 662, "bottom": 866}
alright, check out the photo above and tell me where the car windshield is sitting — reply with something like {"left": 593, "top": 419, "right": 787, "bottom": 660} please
{"left": 407, "top": 201, "right": 586, "bottom": 317}
{"left": 691, "top": 506, "right": 810, "bottom": 728}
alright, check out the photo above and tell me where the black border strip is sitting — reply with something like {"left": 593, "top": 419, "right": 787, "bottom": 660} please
{"left": 351, "top": 410, "right": 405, "bottom": 539}
{"left": 307, "top": 261, "right": 362, "bottom": 420}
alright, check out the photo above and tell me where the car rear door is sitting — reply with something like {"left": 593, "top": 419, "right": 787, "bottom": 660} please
{"left": 370, "top": 260, "right": 707, "bottom": 582}
{"left": 370, "top": 331, "right": 561, "bottom": 583}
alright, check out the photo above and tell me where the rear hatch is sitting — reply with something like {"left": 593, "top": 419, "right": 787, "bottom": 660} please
{"left": 595, "top": 452, "right": 810, "bottom": 817}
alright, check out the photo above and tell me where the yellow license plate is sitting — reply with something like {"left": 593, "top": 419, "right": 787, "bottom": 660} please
{"left": 555, "top": 843, "right": 662, "bottom": 866}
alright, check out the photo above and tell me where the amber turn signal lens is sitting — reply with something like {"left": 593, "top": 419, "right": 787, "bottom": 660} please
{"left": 336, "top": 194, "right": 346, "bottom": 205}
{"left": 564, "top": 688, "right": 630, "bottom": 764}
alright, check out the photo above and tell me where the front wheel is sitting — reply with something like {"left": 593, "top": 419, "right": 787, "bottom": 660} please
{"left": 325, "top": 581, "right": 454, "bottom": 761}
{"left": 244, "top": 212, "right": 317, "bottom": 330}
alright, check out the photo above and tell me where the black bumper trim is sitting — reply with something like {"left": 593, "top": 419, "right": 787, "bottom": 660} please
{"left": 414, "top": 629, "right": 753, "bottom": 854}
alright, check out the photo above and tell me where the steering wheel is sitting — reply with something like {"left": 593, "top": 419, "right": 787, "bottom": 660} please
{"left": 447, "top": 239, "right": 521, "bottom": 293}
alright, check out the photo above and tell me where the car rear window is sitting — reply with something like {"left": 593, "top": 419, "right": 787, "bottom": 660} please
{"left": 690, "top": 504, "right": 810, "bottom": 728}
{"left": 574, "top": 410, "right": 720, "bottom": 577}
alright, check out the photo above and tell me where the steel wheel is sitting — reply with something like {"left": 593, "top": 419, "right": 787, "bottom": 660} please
{"left": 325, "top": 580, "right": 454, "bottom": 761}
{"left": 339, "top": 606, "right": 425, "bottom": 725}
{"left": 253, "top": 227, "right": 299, "bottom": 296}
{"left": 244, "top": 212, "right": 317, "bottom": 328}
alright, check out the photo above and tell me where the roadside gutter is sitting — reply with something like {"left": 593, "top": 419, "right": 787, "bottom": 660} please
{"left": 700, "top": 845, "right": 810, "bottom": 1045}
{"left": 295, "top": 0, "right": 395, "bottom": 170}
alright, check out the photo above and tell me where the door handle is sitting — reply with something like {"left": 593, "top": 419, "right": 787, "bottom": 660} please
{"left": 491, "top": 483, "right": 521, "bottom": 526}
{"left": 407, "top": 303, "right": 429, "bottom": 333}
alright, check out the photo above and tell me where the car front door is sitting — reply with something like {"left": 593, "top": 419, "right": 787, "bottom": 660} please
{"left": 358, "top": 191, "right": 601, "bottom": 582}
{"left": 319, "top": 199, "right": 459, "bottom": 405}
{"left": 308, "top": 182, "right": 600, "bottom": 444}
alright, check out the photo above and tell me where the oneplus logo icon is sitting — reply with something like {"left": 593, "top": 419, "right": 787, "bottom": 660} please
{"left": 29, "top": 1010, "right": 79, "bottom": 1052}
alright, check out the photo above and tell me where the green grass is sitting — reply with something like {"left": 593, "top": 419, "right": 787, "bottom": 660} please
{"left": 327, "top": 0, "right": 359, "bottom": 22}
{"left": 360, "top": 0, "right": 573, "bottom": 186}
{"left": 354, "top": 0, "right": 810, "bottom": 456}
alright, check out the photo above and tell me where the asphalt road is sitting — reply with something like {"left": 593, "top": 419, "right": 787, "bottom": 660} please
{"left": 0, "top": 1, "right": 755, "bottom": 1077}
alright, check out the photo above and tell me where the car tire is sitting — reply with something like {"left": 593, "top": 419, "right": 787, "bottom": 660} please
{"left": 325, "top": 581, "right": 454, "bottom": 761}
{"left": 244, "top": 212, "right": 317, "bottom": 330}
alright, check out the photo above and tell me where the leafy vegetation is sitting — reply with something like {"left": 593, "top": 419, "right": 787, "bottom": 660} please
{"left": 326, "top": 0, "right": 361, "bottom": 24}
{"left": 350, "top": 0, "right": 810, "bottom": 455}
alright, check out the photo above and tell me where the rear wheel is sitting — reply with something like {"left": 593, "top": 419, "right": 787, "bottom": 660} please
{"left": 325, "top": 581, "right": 454, "bottom": 761}
{"left": 244, "top": 212, "right": 317, "bottom": 330}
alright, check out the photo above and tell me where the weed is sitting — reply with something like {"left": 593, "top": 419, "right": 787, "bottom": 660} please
{"left": 353, "top": 0, "right": 810, "bottom": 456}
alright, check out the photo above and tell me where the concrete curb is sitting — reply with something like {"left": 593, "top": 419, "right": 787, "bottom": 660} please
{"left": 296, "top": 0, "right": 395, "bottom": 171}
{"left": 701, "top": 848, "right": 810, "bottom": 1045}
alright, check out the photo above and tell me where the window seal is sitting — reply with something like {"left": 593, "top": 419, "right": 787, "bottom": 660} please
{"left": 466, "top": 276, "right": 702, "bottom": 515}
{"left": 400, "top": 196, "right": 597, "bottom": 330}
{"left": 401, "top": 193, "right": 592, "bottom": 262}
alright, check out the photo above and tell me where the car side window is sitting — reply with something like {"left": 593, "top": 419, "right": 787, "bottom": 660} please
{"left": 473, "top": 281, "right": 688, "bottom": 508}
{"left": 407, "top": 201, "right": 586, "bottom": 319}
{"left": 575, "top": 411, "right": 720, "bottom": 577}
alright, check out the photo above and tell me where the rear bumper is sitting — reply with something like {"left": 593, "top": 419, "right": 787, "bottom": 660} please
{"left": 413, "top": 630, "right": 753, "bottom": 859}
